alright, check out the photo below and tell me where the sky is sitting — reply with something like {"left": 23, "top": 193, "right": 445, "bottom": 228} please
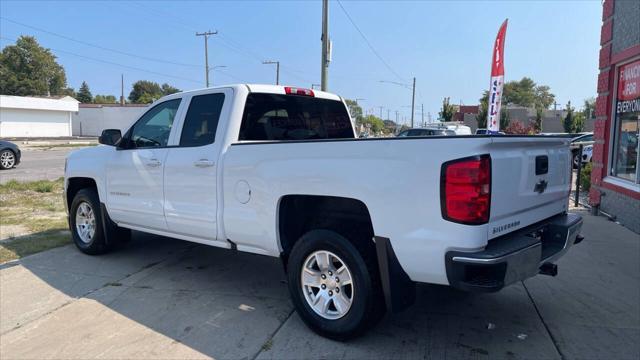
{"left": 1, "top": 0, "right": 602, "bottom": 125}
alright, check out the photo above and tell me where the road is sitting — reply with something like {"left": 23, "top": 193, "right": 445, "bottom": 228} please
{"left": 0, "top": 148, "right": 72, "bottom": 184}
{"left": 1, "top": 210, "right": 638, "bottom": 359}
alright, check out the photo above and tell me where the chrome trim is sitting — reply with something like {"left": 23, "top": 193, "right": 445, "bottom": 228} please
{"left": 451, "top": 242, "right": 541, "bottom": 265}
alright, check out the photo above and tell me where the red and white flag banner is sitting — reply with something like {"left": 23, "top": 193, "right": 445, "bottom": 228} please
{"left": 487, "top": 19, "right": 508, "bottom": 133}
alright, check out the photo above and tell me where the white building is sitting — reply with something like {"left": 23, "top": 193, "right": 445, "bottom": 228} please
{"left": 72, "top": 104, "right": 148, "bottom": 137}
{"left": 0, "top": 95, "right": 79, "bottom": 137}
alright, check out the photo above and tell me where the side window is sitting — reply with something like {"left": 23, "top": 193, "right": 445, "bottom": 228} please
{"left": 397, "top": 131, "right": 409, "bottom": 137}
{"left": 407, "top": 129, "right": 421, "bottom": 136}
{"left": 180, "top": 93, "right": 225, "bottom": 147}
{"left": 129, "top": 99, "right": 181, "bottom": 148}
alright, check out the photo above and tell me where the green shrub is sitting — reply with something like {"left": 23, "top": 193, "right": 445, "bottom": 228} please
{"left": 580, "top": 162, "right": 592, "bottom": 192}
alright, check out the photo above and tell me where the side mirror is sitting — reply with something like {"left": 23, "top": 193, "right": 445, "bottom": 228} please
{"left": 99, "top": 129, "right": 122, "bottom": 146}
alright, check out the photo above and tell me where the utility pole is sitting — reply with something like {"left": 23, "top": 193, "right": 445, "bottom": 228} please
{"left": 196, "top": 30, "right": 218, "bottom": 87}
{"left": 395, "top": 110, "right": 399, "bottom": 124}
{"left": 320, "top": 0, "right": 329, "bottom": 91}
{"left": 120, "top": 74, "right": 125, "bottom": 106}
{"left": 262, "top": 61, "right": 280, "bottom": 85}
{"left": 410, "top": 77, "right": 416, "bottom": 128}
{"left": 421, "top": 103, "right": 424, "bottom": 126}
{"left": 387, "top": 109, "right": 390, "bottom": 121}
{"left": 378, "top": 106, "right": 384, "bottom": 119}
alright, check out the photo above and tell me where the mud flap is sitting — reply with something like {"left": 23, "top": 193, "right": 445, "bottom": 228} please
{"left": 374, "top": 236, "right": 416, "bottom": 313}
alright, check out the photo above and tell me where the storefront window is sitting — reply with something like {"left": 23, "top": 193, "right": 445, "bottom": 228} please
{"left": 612, "top": 58, "right": 640, "bottom": 183}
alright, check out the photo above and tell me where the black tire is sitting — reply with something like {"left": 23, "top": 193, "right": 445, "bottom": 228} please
{"left": 69, "top": 188, "right": 111, "bottom": 255}
{"left": 0, "top": 149, "right": 16, "bottom": 170}
{"left": 287, "top": 229, "right": 385, "bottom": 340}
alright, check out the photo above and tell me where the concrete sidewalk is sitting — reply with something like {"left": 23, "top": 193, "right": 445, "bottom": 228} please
{"left": 1, "top": 211, "right": 638, "bottom": 359}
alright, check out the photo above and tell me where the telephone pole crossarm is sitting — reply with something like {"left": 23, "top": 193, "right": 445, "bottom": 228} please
{"left": 196, "top": 30, "right": 218, "bottom": 87}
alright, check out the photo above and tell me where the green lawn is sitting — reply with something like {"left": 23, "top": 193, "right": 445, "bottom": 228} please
{"left": 0, "top": 178, "right": 71, "bottom": 263}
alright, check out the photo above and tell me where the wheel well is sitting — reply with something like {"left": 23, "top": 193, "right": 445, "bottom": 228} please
{"left": 278, "top": 195, "right": 375, "bottom": 265}
{"left": 66, "top": 177, "right": 98, "bottom": 211}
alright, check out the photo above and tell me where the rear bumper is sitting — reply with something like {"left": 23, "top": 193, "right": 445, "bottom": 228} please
{"left": 445, "top": 213, "right": 583, "bottom": 292}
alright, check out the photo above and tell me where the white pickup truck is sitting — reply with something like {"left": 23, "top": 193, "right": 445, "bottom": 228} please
{"left": 65, "top": 84, "right": 583, "bottom": 339}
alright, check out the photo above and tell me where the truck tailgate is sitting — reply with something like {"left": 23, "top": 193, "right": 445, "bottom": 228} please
{"left": 488, "top": 136, "right": 571, "bottom": 239}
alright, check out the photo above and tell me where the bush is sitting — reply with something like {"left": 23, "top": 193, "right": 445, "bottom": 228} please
{"left": 504, "top": 120, "right": 535, "bottom": 135}
{"left": 580, "top": 162, "right": 592, "bottom": 192}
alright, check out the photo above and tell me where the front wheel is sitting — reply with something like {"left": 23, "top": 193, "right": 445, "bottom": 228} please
{"left": 287, "top": 229, "right": 384, "bottom": 340}
{"left": 69, "top": 188, "right": 110, "bottom": 254}
{"left": 0, "top": 150, "right": 16, "bottom": 169}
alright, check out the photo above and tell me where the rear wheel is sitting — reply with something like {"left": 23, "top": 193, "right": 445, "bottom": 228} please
{"left": 0, "top": 150, "right": 16, "bottom": 169}
{"left": 287, "top": 229, "right": 384, "bottom": 340}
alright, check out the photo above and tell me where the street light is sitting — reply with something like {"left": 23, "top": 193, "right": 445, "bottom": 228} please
{"left": 262, "top": 60, "right": 280, "bottom": 85}
{"left": 211, "top": 65, "right": 226, "bottom": 86}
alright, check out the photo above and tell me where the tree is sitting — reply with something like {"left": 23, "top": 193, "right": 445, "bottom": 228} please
{"left": 501, "top": 77, "right": 555, "bottom": 109}
{"left": 161, "top": 83, "right": 180, "bottom": 95}
{"left": 533, "top": 85, "right": 555, "bottom": 109}
{"left": 344, "top": 99, "right": 364, "bottom": 123}
{"left": 476, "top": 92, "right": 489, "bottom": 129}
{"left": 574, "top": 112, "right": 586, "bottom": 133}
{"left": 582, "top": 97, "right": 595, "bottom": 119}
{"left": 499, "top": 106, "right": 510, "bottom": 130}
{"left": 60, "top": 87, "right": 76, "bottom": 98}
{"left": 563, "top": 101, "right": 575, "bottom": 133}
{"left": 0, "top": 36, "right": 67, "bottom": 96}
{"left": 76, "top": 81, "right": 93, "bottom": 103}
{"left": 359, "top": 114, "right": 385, "bottom": 134}
{"left": 94, "top": 94, "right": 117, "bottom": 104}
{"left": 439, "top": 97, "right": 456, "bottom": 122}
{"left": 128, "top": 80, "right": 181, "bottom": 103}
{"left": 533, "top": 106, "right": 544, "bottom": 133}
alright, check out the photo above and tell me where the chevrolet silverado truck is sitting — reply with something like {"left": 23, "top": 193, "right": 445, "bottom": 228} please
{"left": 64, "top": 84, "right": 583, "bottom": 339}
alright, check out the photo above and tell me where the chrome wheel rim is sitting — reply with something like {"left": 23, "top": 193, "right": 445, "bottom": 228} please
{"left": 75, "top": 202, "right": 96, "bottom": 244}
{"left": 301, "top": 250, "right": 354, "bottom": 320}
{"left": 0, "top": 151, "right": 15, "bottom": 168}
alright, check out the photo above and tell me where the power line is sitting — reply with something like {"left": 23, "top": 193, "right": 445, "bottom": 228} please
{"left": 0, "top": 36, "right": 202, "bottom": 84}
{"left": 0, "top": 17, "right": 202, "bottom": 68}
{"left": 335, "top": 0, "right": 405, "bottom": 82}
{"left": 122, "top": 1, "right": 316, "bottom": 85}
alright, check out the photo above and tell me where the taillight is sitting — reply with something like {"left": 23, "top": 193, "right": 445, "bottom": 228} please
{"left": 440, "top": 155, "right": 491, "bottom": 225}
{"left": 284, "top": 86, "right": 314, "bottom": 97}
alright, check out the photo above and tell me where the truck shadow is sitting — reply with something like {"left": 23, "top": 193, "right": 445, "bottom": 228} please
{"left": 5, "top": 231, "right": 562, "bottom": 359}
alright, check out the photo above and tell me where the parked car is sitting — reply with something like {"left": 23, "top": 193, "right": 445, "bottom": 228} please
{"left": 573, "top": 144, "right": 593, "bottom": 168}
{"left": 397, "top": 128, "right": 454, "bottom": 137}
{"left": 0, "top": 140, "right": 21, "bottom": 170}
{"left": 570, "top": 133, "right": 594, "bottom": 167}
{"left": 65, "top": 84, "right": 583, "bottom": 340}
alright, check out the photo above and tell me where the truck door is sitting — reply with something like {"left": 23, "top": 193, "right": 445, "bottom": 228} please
{"left": 106, "top": 98, "right": 183, "bottom": 231}
{"left": 163, "top": 89, "right": 230, "bottom": 243}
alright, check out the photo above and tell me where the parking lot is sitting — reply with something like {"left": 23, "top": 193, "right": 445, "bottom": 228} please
{"left": 1, "top": 209, "right": 638, "bottom": 359}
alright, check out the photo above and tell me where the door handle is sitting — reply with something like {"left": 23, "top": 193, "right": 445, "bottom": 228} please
{"left": 145, "top": 159, "right": 161, "bottom": 168}
{"left": 194, "top": 159, "right": 215, "bottom": 168}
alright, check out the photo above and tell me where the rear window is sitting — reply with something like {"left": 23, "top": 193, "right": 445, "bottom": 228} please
{"left": 239, "top": 93, "right": 354, "bottom": 141}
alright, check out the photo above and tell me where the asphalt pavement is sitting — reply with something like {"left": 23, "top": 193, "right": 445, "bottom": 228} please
{"left": 0, "top": 148, "right": 73, "bottom": 184}
{"left": 1, "top": 210, "right": 638, "bottom": 359}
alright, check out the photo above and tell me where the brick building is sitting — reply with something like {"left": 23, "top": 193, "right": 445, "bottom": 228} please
{"left": 590, "top": 0, "right": 640, "bottom": 233}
